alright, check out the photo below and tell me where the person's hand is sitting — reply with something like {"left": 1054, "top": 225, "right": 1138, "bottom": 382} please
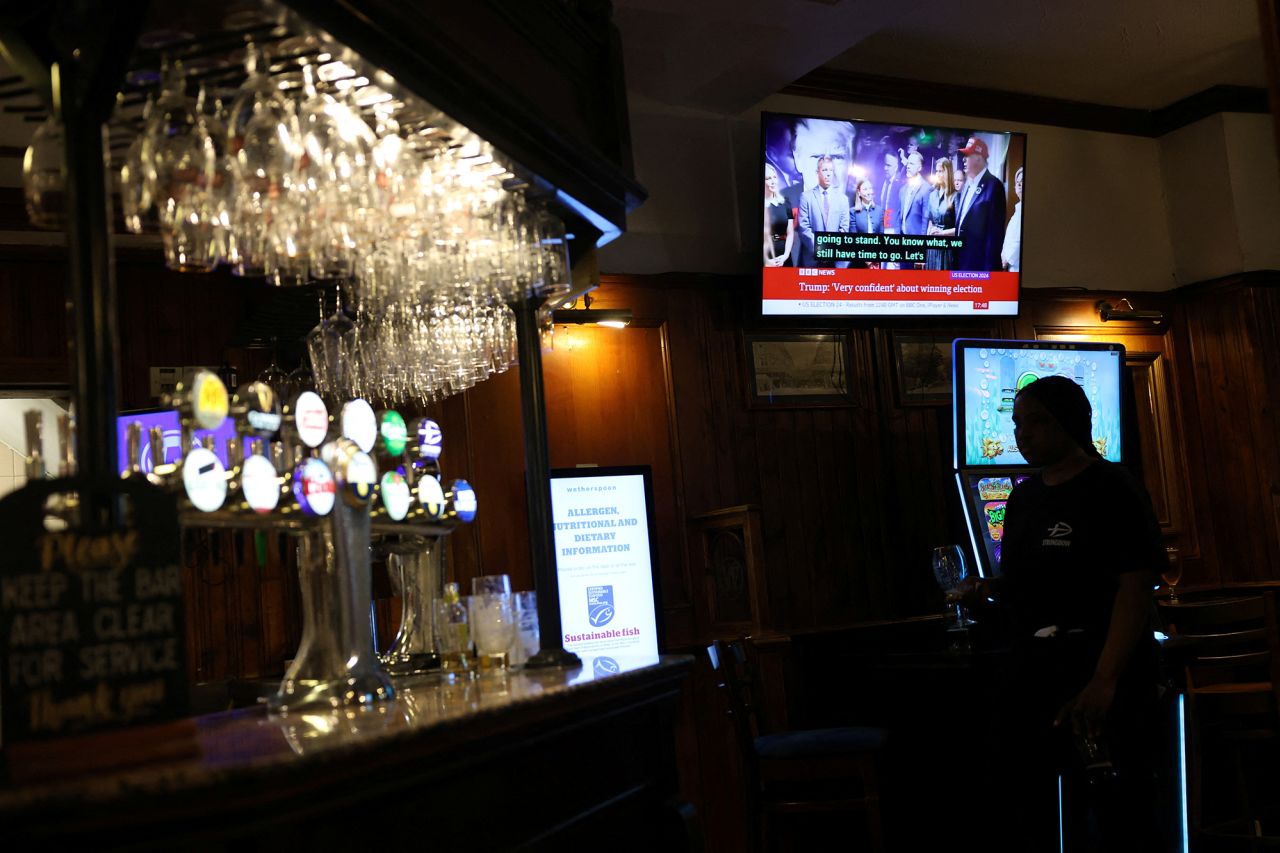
{"left": 765, "top": 257, "right": 782, "bottom": 267}
{"left": 946, "top": 576, "right": 987, "bottom": 606}
{"left": 1055, "top": 675, "right": 1118, "bottom": 738}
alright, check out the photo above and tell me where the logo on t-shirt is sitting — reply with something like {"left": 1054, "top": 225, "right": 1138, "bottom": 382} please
{"left": 1042, "top": 521, "right": 1073, "bottom": 547}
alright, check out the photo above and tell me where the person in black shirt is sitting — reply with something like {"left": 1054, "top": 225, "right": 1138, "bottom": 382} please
{"left": 955, "top": 375, "right": 1165, "bottom": 852}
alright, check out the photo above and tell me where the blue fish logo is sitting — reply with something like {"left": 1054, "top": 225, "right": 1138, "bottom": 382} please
{"left": 587, "top": 585, "right": 615, "bottom": 627}
{"left": 593, "top": 656, "right": 620, "bottom": 677}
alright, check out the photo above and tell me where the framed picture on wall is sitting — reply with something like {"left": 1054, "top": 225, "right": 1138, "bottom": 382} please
{"left": 892, "top": 332, "right": 955, "bottom": 406}
{"left": 744, "top": 332, "right": 853, "bottom": 408}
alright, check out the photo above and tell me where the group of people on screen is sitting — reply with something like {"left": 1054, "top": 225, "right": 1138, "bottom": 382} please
{"left": 763, "top": 117, "right": 1023, "bottom": 273}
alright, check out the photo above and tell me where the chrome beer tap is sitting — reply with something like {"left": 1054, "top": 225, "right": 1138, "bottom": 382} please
{"left": 271, "top": 437, "right": 392, "bottom": 711}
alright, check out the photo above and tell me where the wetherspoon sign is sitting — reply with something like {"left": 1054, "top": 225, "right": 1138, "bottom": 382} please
{"left": 0, "top": 478, "right": 188, "bottom": 746}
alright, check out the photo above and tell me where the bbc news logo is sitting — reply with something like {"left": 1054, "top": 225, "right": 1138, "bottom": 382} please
{"left": 973, "top": 301, "right": 989, "bottom": 310}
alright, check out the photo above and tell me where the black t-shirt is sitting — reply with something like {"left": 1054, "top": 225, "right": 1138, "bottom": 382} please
{"left": 1000, "top": 460, "right": 1164, "bottom": 642}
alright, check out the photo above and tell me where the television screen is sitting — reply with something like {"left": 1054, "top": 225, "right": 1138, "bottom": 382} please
{"left": 116, "top": 409, "right": 237, "bottom": 474}
{"left": 952, "top": 339, "right": 1125, "bottom": 469}
{"left": 761, "top": 112, "right": 1025, "bottom": 317}
{"left": 549, "top": 466, "right": 662, "bottom": 663}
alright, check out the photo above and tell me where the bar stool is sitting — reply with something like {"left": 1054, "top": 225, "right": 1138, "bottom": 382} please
{"left": 1158, "top": 593, "right": 1280, "bottom": 844}
{"left": 706, "top": 637, "right": 887, "bottom": 852}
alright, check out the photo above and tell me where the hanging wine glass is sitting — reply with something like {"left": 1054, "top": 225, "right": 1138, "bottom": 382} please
{"left": 296, "top": 63, "right": 361, "bottom": 280}
{"left": 283, "top": 353, "right": 315, "bottom": 404}
{"left": 306, "top": 286, "right": 355, "bottom": 402}
{"left": 146, "top": 59, "right": 217, "bottom": 272}
{"left": 227, "top": 44, "right": 299, "bottom": 278}
{"left": 23, "top": 116, "right": 66, "bottom": 230}
{"left": 119, "top": 94, "right": 154, "bottom": 234}
{"left": 258, "top": 337, "right": 289, "bottom": 390}
{"left": 196, "top": 85, "right": 234, "bottom": 267}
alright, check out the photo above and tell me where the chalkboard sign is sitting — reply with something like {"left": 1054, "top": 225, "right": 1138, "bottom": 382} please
{"left": 0, "top": 477, "right": 188, "bottom": 749}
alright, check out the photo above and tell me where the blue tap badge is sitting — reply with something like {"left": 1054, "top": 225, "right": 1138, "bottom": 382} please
{"left": 593, "top": 656, "right": 620, "bottom": 677}
{"left": 417, "top": 418, "right": 443, "bottom": 460}
{"left": 451, "top": 479, "right": 477, "bottom": 522}
{"left": 587, "top": 585, "right": 615, "bottom": 627}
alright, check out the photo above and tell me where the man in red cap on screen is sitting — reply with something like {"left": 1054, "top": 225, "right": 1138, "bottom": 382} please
{"left": 955, "top": 136, "right": 1007, "bottom": 272}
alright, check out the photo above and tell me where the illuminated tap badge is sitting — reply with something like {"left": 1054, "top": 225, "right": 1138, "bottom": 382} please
{"left": 342, "top": 450, "right": 378, "bottom": 506}
{"left": 293, "top": 458, "right": 336, "bottom": 517}
{"left": 341, "top": 399, "right": 377, "bottom": 454}
{"left": 294, "top": 392, "right": 329, "bottom": 448}
{"left": 240, "top": 454, "right": 280, "bottom": 513}
{"left": 417, "top": 418, "right": 443, "bottom": 460}
{"left": 182, "top": 446, "right": 227, "bottom": 512}
{"left": 238, "top": 381, "right": 282, "bottom": 437}
{"left": 451, "top": 479, "right": 477, "bottom": 522}
{"left": 191, "top": 371, "right": 229, "bottom": 431}
{"left": 379, "top": 410, "right": 407, "bottom": 456}
{"left": 418, "top": 474, "right": 446, "bottom": 519}
{"left": 586, "top": 585, "right": 615, "bottom": 627}
{"left": 380, "top": 470, "right": 410, "bottom": 521}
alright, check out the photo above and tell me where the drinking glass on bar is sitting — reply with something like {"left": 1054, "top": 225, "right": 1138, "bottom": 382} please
{"left": 472, "top": 574, "right": 512, "bottom": 596}
{"left": 932, "top": 544, "right": 975, "bottom": 630}
{"left": 511, "top": 591, "right": 539, "bottom": 667}
{"left": 470, "top": 593, "right": 515, "bottom": 671}
{"left": 1163, "top": 545, "right": 1183, "bottom": 602}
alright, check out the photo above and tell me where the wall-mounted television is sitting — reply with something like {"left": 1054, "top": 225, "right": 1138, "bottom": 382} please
{"left": 761, "top": 111, "right": 1026, "bottom": 317}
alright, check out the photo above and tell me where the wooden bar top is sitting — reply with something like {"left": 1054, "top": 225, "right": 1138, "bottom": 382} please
{"left": 1, "top": 655, "right": 695, "bottom": 849}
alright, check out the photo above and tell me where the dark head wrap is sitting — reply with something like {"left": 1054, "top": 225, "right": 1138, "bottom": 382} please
{"left": 1014, "top": 374, "right": 1101, "bottom": 458}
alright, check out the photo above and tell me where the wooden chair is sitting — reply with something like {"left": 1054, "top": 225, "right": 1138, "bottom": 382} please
{"left": 707, "top": 637, "right": 886, "bottom": 852}
{"left": 1158, "top": 593, "right": 1280, "bottom": 845}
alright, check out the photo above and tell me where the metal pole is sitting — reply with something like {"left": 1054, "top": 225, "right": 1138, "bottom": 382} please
{"left": 512, "top": 294, "right": 579, "bottom": 668}
{"left": 59, "top": 62, "right": 121, "bottom": 500}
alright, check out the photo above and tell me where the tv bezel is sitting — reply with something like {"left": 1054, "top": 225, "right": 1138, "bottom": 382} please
{"left": 950, "top": 338, "right": 1127, "bottom": 472}
{"left": 758, "top": 109, "right": 1027, "bottom": 321}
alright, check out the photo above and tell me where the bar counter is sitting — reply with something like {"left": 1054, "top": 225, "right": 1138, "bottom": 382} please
{"left": 1, "top": 655, "right": 695, "bottom": 850}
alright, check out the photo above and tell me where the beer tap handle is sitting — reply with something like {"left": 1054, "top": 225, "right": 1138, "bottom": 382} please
{"left": 149, "top": 425, "right": 168, "bottom": 475}
{"left": 125, "top": 421, "right": 143, "bottom": 476}
{"left": 23, "top": 410, "right": 45, "bottom": 481}
{"left": 57, "top": 412, "right": 74, "bottom": 477}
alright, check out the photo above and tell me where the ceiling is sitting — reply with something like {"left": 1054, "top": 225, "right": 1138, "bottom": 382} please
{"left": 612, "top": 0, "right": 1268, "bottom": 114}
{"left": 0, "top": 1, "right": 1268, "bottom": 185}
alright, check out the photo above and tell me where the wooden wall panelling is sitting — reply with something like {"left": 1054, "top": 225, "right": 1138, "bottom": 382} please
{"left": 264, "top": 533, "right": 301, "bottom": 677}
{"left": 869, "top": 327, "right": 957, "bottom": 619}
{"left": 455, "top": 368, "right": 533, "bottom": 593}
{"left": 541, "top": 321, "right": 694, "bottom": 646}
{"left": 432, "top": 393, "right": 484, "bottom": 590}
{"left": 1173, "top": 279, "right": 1280, "bottom": 588}
{"left": 1249, "top": 284, "right": 1280, "bottom": 580}
{"left": 0, "top": 248, "right": 72, "bottom": 386}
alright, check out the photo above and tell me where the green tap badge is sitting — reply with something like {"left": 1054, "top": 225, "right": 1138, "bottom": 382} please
{"left": 380, "top": 410, "right": 407, "bottom": 456}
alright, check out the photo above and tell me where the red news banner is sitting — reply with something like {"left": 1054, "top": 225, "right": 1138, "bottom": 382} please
{"left": 763, "top": 266, "right": 1018, "bottom": 315}
{"left": 763, "top": 231, "right": 1018, "bottom": 315}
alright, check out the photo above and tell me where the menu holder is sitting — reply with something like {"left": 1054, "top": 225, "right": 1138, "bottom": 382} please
{"left": 0, "top": 476, "right": 196, "bottom": 782}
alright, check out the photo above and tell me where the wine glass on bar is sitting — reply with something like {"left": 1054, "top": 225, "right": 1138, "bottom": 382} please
{"left": 932, "top": 544, "right": 975, "bottom": 630}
